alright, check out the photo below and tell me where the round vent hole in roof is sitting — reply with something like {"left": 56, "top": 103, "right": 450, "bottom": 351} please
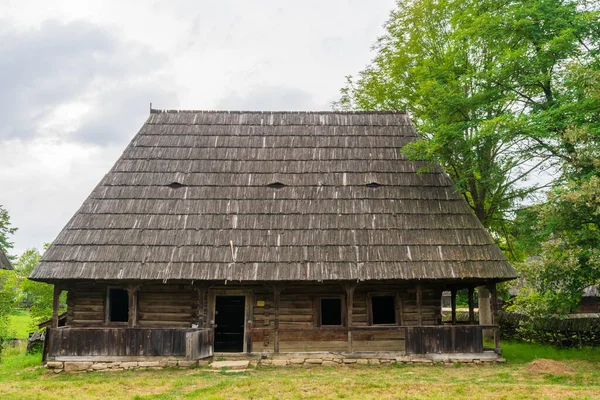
{"left": 267, "top": 182, "right": 286, "bottom": 189}
{"left": 167, "top": 182, "right": 185, "bottom": 189}
{"left": 366, "top": 182, "right": 382, "bottom": 188}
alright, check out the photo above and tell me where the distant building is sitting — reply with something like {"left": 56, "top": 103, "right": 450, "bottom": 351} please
{"left": 579, "top": 286, "right": 600, "bottom": 313}
{"left": 0, "top": 249, "right": 13, "bottom": 270}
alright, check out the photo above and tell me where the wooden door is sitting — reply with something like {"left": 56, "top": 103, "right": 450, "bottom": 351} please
{"left": 214, "top": 295, "right": 245, "bottom": 352}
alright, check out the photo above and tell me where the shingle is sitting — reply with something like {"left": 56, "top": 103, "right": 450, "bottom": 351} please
{"left": 30, "top": 110, "right": 517, "bottom": 282}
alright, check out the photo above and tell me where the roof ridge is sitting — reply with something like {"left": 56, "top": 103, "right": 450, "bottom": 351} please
{"left": 149, "top": 109, "right": 407, "bottom": 115}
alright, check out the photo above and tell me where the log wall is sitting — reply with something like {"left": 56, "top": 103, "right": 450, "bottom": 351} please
{"left": 251, "top": 283, "right": 443, "bottom": 353}
{"left": 66, "top": 284, "right": 106, "bottom": 326}
{"left": 137, "top": 284, "right": 194, "bottom": 327}
{"left": 65, "top": 281, "right": 444, "bottom": 354}
{"left": 66, "top": 283, "right": 200, "bottom": 328}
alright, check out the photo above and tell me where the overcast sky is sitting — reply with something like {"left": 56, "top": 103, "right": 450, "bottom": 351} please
{"left": 0, "top": 0, "right": 396, "bottom": 256}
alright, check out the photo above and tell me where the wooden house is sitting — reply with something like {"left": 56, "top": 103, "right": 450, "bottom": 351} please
{"left": 30, "top": 110, "right": 517, "bottom": 367}
{"left": 0, "top": 249, "right": 13, "bottom": 270}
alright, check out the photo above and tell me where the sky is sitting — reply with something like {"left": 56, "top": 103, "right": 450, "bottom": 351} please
{"left": 0, "top": 0, "right": 397, "bottom": 256}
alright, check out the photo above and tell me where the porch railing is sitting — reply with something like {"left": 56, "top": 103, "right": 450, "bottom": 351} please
{"left": 248, "top": 323, "right": 500, "bottom": 355}
{"left": 46, "top": 327, "right": 214, "bottom": 360}
{"left": 46, "top": 324, "right": 499, "bottom": 359}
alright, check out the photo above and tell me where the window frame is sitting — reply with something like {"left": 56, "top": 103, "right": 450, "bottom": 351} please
{"left": 105, "top": 287, "right": 130, "bottom": 325}
{"left": 367, "top": 293, "right": 400, "bottom": 326}
{"left": 314, "top": 295, "right": 346, "bottom": 327}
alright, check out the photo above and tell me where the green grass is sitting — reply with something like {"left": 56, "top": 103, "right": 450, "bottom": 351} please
{"left": 1, "top": 342, "right": 599, "bottom": 399}
{"left": 8, "top": 309, "right": 34, "bottom": 339}
{"left": 502, "top": 341, "right": 600, "bottom": 364}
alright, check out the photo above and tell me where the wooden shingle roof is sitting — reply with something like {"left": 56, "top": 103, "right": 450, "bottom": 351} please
{"left": 0, "top": 249, "right": 13, "bottom": 270}
{"left": 30, "top": 110, "right": 517, "bottom": 282}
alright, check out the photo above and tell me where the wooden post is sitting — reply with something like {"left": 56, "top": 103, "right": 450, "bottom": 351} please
{"left": 396, "top": 293, "right": 404, "bottom": 326}
{"left": 450, "top": 288, "right": 457, "bottom": 325}
{"left": 478, "top": 285, "right": 493, "bottom": 339}
{"left": 468, "top": 287, "right": 475, "bottom": 324}
{"left": 345, "top": 284, "right": 356, "bottom": 352}
{"left": 273, "top": 286, "right": 281, "bottom": 353}
{"left": 416, "top": 284, "right": 423, "bottom": 326}
{"left": 127, "top": 285, "right": 137, "bottom": 328}
{"left": 489, "top": 282, "right": 500, "bottom": 353}
{"left": 246, "top": 290, "right": 254, "bottom": 354}
{"left": 194, "top": 285, "right": 207, "bottom": 328}
{"left": 246, "top": 320, "right": 253, "bottom": 354}
{"left": 51, "top": 285, "right": 62, "bottom": 328}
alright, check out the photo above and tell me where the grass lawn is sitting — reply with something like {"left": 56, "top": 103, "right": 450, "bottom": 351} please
{"left": 1, "top": 342, "right": 599, "bottom": 399}
{"left": 7, "top": 309, "right": 33, "bottom": 339}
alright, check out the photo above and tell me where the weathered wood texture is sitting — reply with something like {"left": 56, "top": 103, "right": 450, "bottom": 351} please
{"left": 0, "top": 248, "right": 13, "bottom": 270}
{"left": 47, "top": 328, "right": 193, "bottom": 357}
{"left": 250, "top": 283, "right": 439, "bottom": 352}
{"left": 137, "top": 284, "right": 194, "bottom": 327}
{"left": 66, "top": 283, "right": 197, "bottom": 328}
{"left": 67, "top": 285, "right": 106, "bottom": 326}
{"left": 31, "top": 110, "right": 517, "bottom": 283}
{"left": 405, "top": 326, "right": 483, "bottom": 354}
{"left": 185, "top": 329, "right": 214, "bottom": 360}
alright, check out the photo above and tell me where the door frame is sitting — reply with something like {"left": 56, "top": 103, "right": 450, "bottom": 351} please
{"left": 207, "top": 289, "right": 254, "bottom": 353}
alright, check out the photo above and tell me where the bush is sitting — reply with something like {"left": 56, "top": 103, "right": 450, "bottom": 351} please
{"left": 498, "top": 311, "right": 600, "bottom": 348}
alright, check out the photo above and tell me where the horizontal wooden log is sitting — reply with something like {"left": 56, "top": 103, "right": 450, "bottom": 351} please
{"left": 138, "top": 312, "right": 192, "bottom": 321}
{"left": 280, "top": 341, "right": 348, "bottom": 352}
{"left": 138, "top": 305, "right": 192, "bottom": 313}
{"left": 136, "top": 320, "right": 191, "bottom": 326}
{"left": 353, "top": 340, "right": 406, "bottom": 351}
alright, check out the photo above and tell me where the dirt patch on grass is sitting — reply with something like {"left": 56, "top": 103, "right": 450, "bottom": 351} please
{"left": 527, "top": 359, "right": 574, "bottom": 375}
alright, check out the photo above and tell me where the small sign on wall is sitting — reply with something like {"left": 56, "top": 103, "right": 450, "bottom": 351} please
{"left": 256, "top": 300, "right": 265, "bottom": 307}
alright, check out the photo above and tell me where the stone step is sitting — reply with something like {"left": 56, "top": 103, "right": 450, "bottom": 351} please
{"left": 210, "top": 360, "right": 250, "bottom": 370}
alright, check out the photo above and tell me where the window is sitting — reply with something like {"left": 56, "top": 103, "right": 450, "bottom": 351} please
{"left": 108, "top": 288, "right": 129, "bottom": 323}
{"left": 371, "top": 295, "right": 396, "bottom": 325}
{"left": 320, "top": 298, "right": 342, "bottom": 326}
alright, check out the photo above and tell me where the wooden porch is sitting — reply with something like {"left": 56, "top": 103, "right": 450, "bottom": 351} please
{"left": 45, "top": 324, "right": 499, "bottom": 360}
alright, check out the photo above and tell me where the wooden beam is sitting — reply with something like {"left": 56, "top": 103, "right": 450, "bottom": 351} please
{"left": 396, "top": 292, "right": 403, "bottom": 326}
{"left": 51, "top": 285, "right": 62, "bottom": 328}
{"left": 127, "top": 285, "right": 138, "bottom": 328}
{"left": 489, "top": 283, "right": 498, "bottom": 323}
{"left": 273, "top": 286, "right": 281, "bottom": 353}
{"left": 246, "top": 290, "right": 254, "bottom": 354}
{"left": 416, "top": 284, "right": 423, "bottom": 326}
{"left": 194, "top": 285, "right": 207, "bottom": 328}
{"left": 468, "top": 286, "right": 475, "bottom": 324}
{"left": 489, "top": 282, "right": 501, "bottom": 353}
{"left": 450, "top": 288, "right": 457, "bottom": 325}
{"left": 345, "top": 284, "right": 356, "bottom": 352}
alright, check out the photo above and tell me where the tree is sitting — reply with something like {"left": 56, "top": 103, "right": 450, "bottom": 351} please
{"left": 335, "top": 0, "right": 552, "bottom": 250}
{"left": 0, "top": 206, "right": 17, "bottom": 360}
{"left": 337, "top": 0, "right": 600, "bottom": 315}
{"left": 17, "top": 247, "right": 65, "bottom": 328}
{"left": 496, "top": 1, "right": 600, "bottom": 315}
{"left": 0, "top": 205, "right": 17, "bottom": 258}
{"left": 511, "top": 72, "right": 600, "bottom": 314}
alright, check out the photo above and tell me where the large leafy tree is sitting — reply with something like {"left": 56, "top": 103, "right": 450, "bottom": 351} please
{"left": 336, "top": 0, "right": 552, "bottom": 244}
{"left": 511, "top": 65, "right": 600, "bottom": 315}
{"left": 337, "top": 0, "right": 600, "bottom": 313}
